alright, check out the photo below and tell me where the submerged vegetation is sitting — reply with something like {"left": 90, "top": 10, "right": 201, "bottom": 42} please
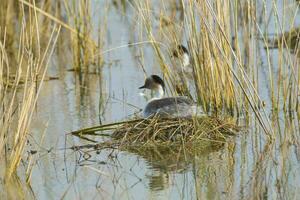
{"left": 0, "top": 0, "right": 299, "bottom": 199}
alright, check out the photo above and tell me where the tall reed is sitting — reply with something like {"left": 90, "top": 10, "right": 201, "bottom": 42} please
{"left": 0, "top": 1, "right": 60, "bottom": 179}
{"left": 63, "top": 0, "right": 104, "bottom": 73}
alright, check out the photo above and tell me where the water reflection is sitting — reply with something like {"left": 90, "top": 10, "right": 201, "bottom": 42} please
{"left": 126, "top": 142, "right": 225, "bottom": 191}
{"left": 70, "top": 136, "right": 226, "bottom": 196}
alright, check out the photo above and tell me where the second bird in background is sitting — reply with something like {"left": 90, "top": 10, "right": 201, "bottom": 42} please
{"left": 171, "top": 44, "right": 194, "bottom": 96}
{"left": 172, "top": 44, "right": 191, "bottom": 72}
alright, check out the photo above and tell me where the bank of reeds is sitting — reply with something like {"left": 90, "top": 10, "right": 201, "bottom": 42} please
{"left": 0, "top": 0, "right": 106, "bottom": 182}
{"left": 0, "top": 2, "right": 61, "bottom": 181}
{"left": 132, "top": 0, "right": 299, "bottom": 136}
{"left": 63, "top": 0, "right": 102, "bottom": 73}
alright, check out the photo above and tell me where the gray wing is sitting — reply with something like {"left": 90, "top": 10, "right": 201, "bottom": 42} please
{"left": 143, "top": 97, "right": 195, "bottom": 118}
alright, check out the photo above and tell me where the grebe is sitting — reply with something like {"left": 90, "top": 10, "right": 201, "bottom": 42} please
{"left": 171, "top": 44, "right": 194, "bottom": 96}
{"left": 172, "top": 44, "right": 192, "bottom": 73}
{"left": 139, "top": 75, "right": 199, "bottom": 118}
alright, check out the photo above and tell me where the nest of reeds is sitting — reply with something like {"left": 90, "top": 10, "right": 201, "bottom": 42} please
{"left": 111, "top": 116, "right": 239, "bottom": 145}
{"left": 70, "top": 116, "right": 240, "bottom": 171}
{"left": 71, "top": 116, "right": 240, "bottom": 151}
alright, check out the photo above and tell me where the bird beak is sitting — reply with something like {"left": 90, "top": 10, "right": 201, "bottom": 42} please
{"left": 139, "top": 85, "right": 146, "bottom": 89}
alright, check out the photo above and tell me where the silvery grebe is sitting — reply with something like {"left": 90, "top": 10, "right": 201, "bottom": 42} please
{"left": 172, "top": 44, "right": 192, "bottom": 73}
{"left": 171, "top": 44, "right": 194, "bottom": 96}
{"left": 139, "top": 75, "right": 198, "bottom": 118}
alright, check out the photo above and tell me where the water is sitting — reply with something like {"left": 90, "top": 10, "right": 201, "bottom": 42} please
{"left": 8, "top": 0, "right": 300, "bottom": 199}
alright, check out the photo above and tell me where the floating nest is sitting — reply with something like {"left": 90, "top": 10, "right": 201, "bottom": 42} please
{"left": 71, "top": 116, "right": 240, "bottom": 150}
{"left": 112, "top": 116, "right": 238, "bottom": 144}
{"left": 70, "top": 116, "right": 240, "bottom": 176}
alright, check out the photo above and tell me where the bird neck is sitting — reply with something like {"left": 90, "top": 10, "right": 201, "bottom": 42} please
{"left": 152, "top": 85, "right": 164, "bottom": 99}
{"left": 182, "top": 53, "right": 190, "bottom": 68}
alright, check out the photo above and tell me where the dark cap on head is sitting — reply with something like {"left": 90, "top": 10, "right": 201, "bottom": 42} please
{"left": 172, "top": 45, "right": 189, "bottom": 58}
{"left": 139, "top": 75, "right": 165, "bottom": 90}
